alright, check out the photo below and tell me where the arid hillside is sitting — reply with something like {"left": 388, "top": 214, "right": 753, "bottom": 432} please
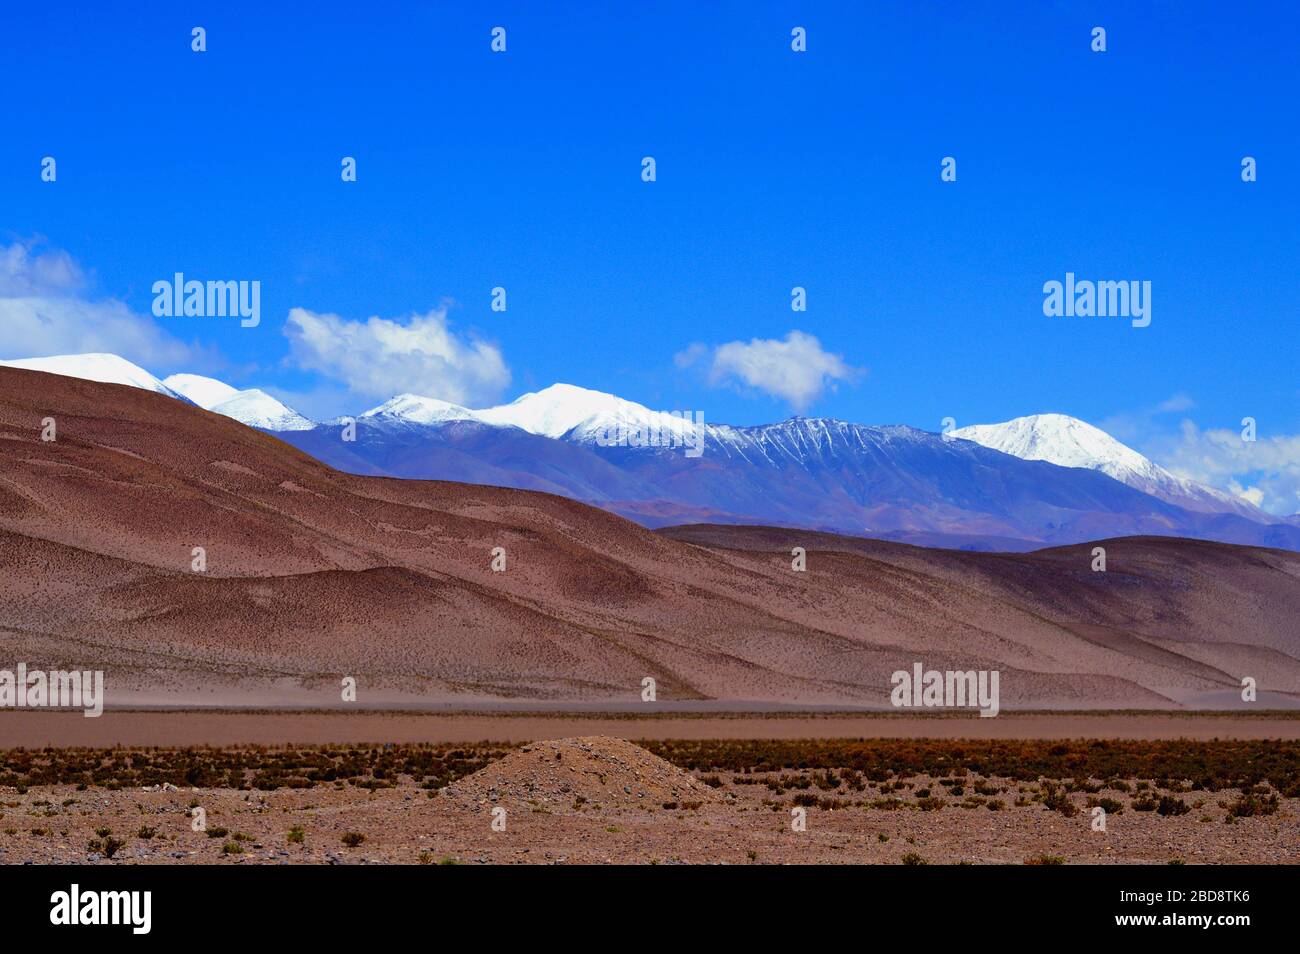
{"left": 1, "top": 366, "right": 1298, "bottom": 709}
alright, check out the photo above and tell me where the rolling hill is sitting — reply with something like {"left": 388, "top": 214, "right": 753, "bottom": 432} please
{"left": 2, "top": 364, "right": 1298, "bottom": 710}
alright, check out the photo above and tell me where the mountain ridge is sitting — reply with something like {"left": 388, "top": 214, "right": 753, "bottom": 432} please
{"left": 951, "top": 413, "right": 1265, "bottom": 521}
{"left": 2, "top": 352, "right": 1285, "bottom": 551}
{"left": 3, "top": 363, "right": 1299, "bottom": 708}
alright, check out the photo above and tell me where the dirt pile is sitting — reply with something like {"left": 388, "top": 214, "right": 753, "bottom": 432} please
{"left": 443, "top": 737, "right": 718, "bottom": 810}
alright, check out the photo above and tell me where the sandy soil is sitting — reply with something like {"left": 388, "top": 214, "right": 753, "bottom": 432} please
{"left": 1, "top": 736, "right": 1294, "bottom": 866}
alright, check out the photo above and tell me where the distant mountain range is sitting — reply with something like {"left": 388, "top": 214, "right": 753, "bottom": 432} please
{"left": 5, "top": 352, "right": 1297, "bottom": 552}
{"left": 5, "top": 361, "right": 1300, "bottom": 709}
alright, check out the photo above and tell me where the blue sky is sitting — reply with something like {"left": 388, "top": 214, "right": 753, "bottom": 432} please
{"left": 3, "top": 1, "right": 1299, "bottom": 510}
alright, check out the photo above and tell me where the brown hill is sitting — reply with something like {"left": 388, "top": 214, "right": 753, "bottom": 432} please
{"left": 1, "top": 366, "right": 1298, "bottom": 709}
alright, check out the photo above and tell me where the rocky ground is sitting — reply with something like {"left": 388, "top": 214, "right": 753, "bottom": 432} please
{"left": 1, "top": 737, "right": 1296, "bottom": 865}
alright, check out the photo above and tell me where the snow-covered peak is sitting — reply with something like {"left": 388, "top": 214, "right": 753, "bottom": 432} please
{"left": 951, "top": 414, "right": 1161, "bottom": 484}
{"left": 0, "top": 359, "right": 316, "bottom": 431}
{"left": 1, "top": 353, "right": 185, "bottom": 399}
{"left": 209, "top": 389, "right": 315, "bottom": 431}
{"left": 163, "top": 372, "right": 314, "bottom": 430}
{"left": 952, "top": 413, "right": 1269, "bottom": 521}
{"left": 359, "top": 393, "right": 480, "bottom": 426}
{"left": 351, "top": 383, "right": 700, "bottom": 446}
{"left": 163, "top": 373, "right": 241, "bottom": 409}
{"left": 475, "top": 383, "right": 687, "bottom": 440}
{"left": 475, "top": 383, "right": 626, "bottom": 437}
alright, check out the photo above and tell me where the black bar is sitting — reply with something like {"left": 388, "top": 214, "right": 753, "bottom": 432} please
{"left": 0, "top": 863, "right": 1277, "bottom": 940}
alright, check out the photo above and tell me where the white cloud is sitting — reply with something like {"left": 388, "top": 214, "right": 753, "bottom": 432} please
{"left": 677, "top": 330, "right": 860, "bottom": 411}
{"left": 1230, "top": 481, "right": 1265, "bottom": 508}
{"left": 1090, "top": 395, "right": 1300, "bottom": 517}
{"left": 1099, "top": 393, "right": 1196, "bottom": 444}
{"left": 1149, "top": 420, "right": 1300, "bottom": 516}
{"left": 1155, "top": 392, "right": 1195, "bottom": 413}
{"left": 0, "top": 240, "right": 193, "bottom": 366}
{"left": 284, "top": 305, "right": 510, "bottom": 406}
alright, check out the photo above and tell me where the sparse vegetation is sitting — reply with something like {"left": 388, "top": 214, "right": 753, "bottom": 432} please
{"left": 0, "top": 743, "right": 507, "bottom": 791}
{"left": 1039, "top": 783, "right": 1078, "bottom": 817}
{"left": 0, "top": 736, "right": 1294, "bottom": 865}
{"left": 1156, "top": 795, "right": 1191, "bottom": 817}
{"left": 1087, "top": 796, "right": 1124, "bottom": 815}
{"left": 642, "top": 739, "right": 1300, "bottom": 794}
{"left": 87, "top": 834, "right": 125, "bottom": 858}
{"left": 1225, "top": 788, "right": 1280, "bottom": 819}
{"left": 0, "top": 739, "right": 1293, "bottom": 795}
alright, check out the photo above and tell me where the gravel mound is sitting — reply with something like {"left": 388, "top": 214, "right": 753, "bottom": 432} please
{"left": 444, "top": 736, "right": 718, "bottom": 810}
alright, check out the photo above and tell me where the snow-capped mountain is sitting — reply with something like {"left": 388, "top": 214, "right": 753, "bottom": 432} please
{"left": 7, "top": 353, "right": 1298, "bottom": 551}
{"left": 162, "top": 373, "right": 242, "bottom": 408}
{"left": 952, "top": 414, "right": 1155, "bottom": 479}
{"left": 206, "top": 389, "right": 315, "bottom": 431}
{"left": 349, "top": 383, "right": 703, "bottom": 449}
{"left": 473, "top": 383, "right": 627, "bottom": 436}
{"left": 164, "top": 373, "right": 315, "bottom": 431}
{"left": 473, "top": 383, "right": 697, "bottom": 445}
{"left": 0, "top": 353, "right": 187, "bottom": 400}
{"left": 951, "top": 414, "right": 1267, "bottom": 521}
{"left": 0, "top": 356, "right": 314, "bottom": 431}
{"left": 357, "top": 393, "right": 480, "bottom": 427}
{"left": 287, "top": 406, "right": 1300, "bottom": 550}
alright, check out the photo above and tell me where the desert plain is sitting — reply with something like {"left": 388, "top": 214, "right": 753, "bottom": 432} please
{"left": 0, "top": 713, "right": 1297, "bottom": 865}
{"left": 3, "top": 370, "right": 1300, "bottom": 865}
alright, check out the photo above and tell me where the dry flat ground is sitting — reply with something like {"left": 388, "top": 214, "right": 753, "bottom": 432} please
{"left": 1, "top": 736, "right": 1297, "bottom": 865}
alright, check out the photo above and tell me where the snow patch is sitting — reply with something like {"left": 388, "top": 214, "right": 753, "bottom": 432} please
{"left": 1, "top": 353, "right": 186, "bottom": 399}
